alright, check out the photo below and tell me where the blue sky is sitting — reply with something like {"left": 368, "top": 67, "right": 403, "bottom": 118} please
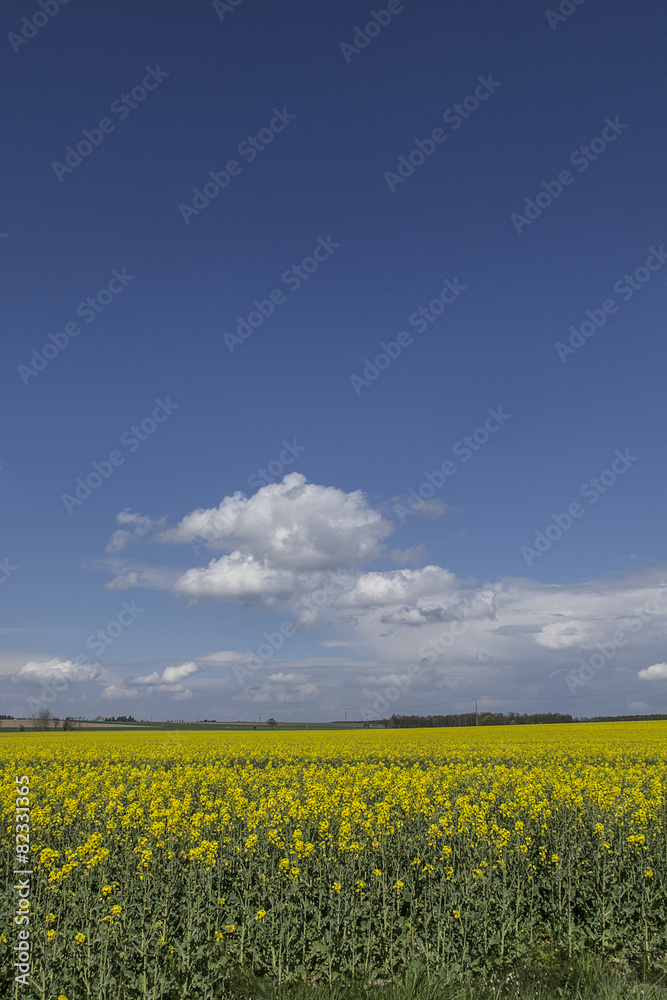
{"left": 3, "top": 0, "right": 667, "bottom": 722}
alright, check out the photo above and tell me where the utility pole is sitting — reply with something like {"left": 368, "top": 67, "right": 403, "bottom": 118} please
{"left": 258, "top": 712, "right": 262, "bottom": 724}
{"left": 473, "top": 698, "right": 478, "bottom": 726}
{"left": 344, "top": 708, "right": 347, "bottom": 723}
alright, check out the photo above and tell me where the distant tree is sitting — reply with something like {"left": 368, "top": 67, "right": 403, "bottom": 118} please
{"left": 33, "top": 709, "right": 53, "bottom": 731}
{"left": 52, "top": 717, "right": 60, "bottom": 730}
{"left": 19, "top": 724, "right": 25, "bottom": 732}
{"left": 267, "top": 718, "right": 277, "bottom": 728}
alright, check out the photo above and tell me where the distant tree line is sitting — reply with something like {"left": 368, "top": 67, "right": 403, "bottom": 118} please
{"left": 381, "top": 711, "right": 575, "bottom": 728}
{"left": 582, "top": 714, "right": 667, "bottom": 723}
{"left": 379, "top": 711, "right": 667, "bottom": 728}
{"left": 103, "top": 715, "right": 137, "bottom": 722}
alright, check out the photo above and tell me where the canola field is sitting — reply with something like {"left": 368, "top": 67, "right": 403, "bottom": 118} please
{"left": 2, "top": 723, "right": 667, "bottom": 998}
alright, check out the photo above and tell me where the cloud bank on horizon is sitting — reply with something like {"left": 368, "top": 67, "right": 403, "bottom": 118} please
{"left": 8, "top": 474, "right": 667, "bottom": 720}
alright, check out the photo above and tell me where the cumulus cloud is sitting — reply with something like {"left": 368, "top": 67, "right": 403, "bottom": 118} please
{"left": 173, "top": 553, "right": 297, "bottom": 605}
{"left": 379, "top": 591, "right": 496, "bottom": 627}
{"left": 133, "top": 662, "right": 199, "bottom": 686}
{"left": 105, "top": 476, "right": 396, "bottom": 610}
{"left": 15, "top": 658, "right": 100, "bottom": 683}
{"left": 94, "top": 478, "right": 667, "bottom": 719}
{"left": 14, "top": 568, "right": 667, "bottom": 719}
{"left": 638, "top": 662, "right": 667, "bottom": 680}
{"left": 157, "top": 473, "right": 393, "bottom": 570}
{"left": 337, "top": 566, "right": 458, "bottom": 609}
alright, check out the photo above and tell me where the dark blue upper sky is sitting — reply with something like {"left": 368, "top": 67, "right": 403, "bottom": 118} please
{"left": 3, "top": 0, "right": 667, "bottom": 721}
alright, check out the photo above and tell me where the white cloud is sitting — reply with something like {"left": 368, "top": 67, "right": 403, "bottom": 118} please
{"left": 173, "top": 553, "right": 297, "bottom": 604}
{"left": 380, "top": 591, "right": 496, "bottom": 627}
{"left": 162, "top": 662, "right": 198, "bottom": 684}
{"left": 319, "top": 640, "right": 366, "bottom": 648}
{"left": 173, "top": 689, "right": 193, "bottom": 701}
{"left": 157, "top": 473, "right": 393, "bottom": 570}
{"left": 100, "top": 684, "right": 139, "bottom": 700}
{"left": 106, "top": 476, "right": 395, "bottom": 609}
{"left": 92, "top": 477, "right": 667, "bottom": 718}
{"left": 247, "top": 680, "right": 320, "bottom": 704}
{"left": 629, "top": 701, "right": 650, "bottom": 711}
{"left": 337, "top": 566, "right": 458, "bottom": 608}
{"left": 15, "top": 658, "right": 100, "bottom": 683}
{"left": 199, "top": 650, "right": 255, "bottom": 665}
{"left": 133, "top": 662, "right": 200, "bottom": 686}
{"left": 533, "top": 621, "right": 602, "bottom": 650}
{"left": 638, "top": 662, "right": 667, "bottom": 680}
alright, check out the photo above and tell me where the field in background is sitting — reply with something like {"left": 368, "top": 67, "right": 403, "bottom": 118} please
{"left": 2, "top": 723, "right": 667, "bottom": 998}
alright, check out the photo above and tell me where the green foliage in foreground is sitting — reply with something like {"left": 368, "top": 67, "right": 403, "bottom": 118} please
{"left": 217, "top": 953, "right": 666, "bottom": 1000}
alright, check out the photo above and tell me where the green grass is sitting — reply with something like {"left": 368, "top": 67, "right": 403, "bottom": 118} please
{"left": 0, "top": 720, "right": 378, "bottom": 733}
{"left": 213, "top": 954, "right": 667, "bottom": 1000}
